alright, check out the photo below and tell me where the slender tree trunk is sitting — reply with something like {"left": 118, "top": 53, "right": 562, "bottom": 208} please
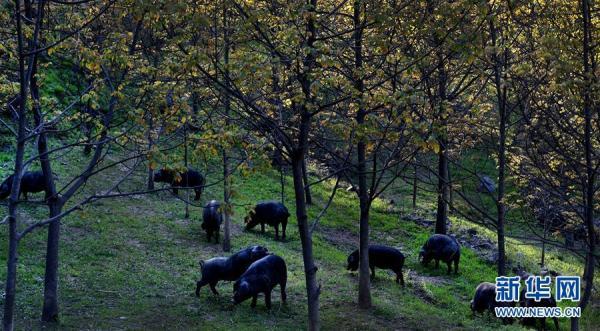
{"left": 147, "top": 115, "right": 154, "bottom": 190}
{"left": 489, "top": 8, "right": 507, "bottom": 276}
{"left": 280, "top": 163, "right": 285, "bottom": 204}
{"left": 41, "top": 203, "right": 62, "bottom": 322}
{"left": 184, "top": 124, "right": 189, "bottom": 219}
{"left": 540, "top": 223, "right": 546, "bottom": 267}
{"left": 435, "top": 135, "right": 449, "bottom": 235}
{"left": 447, "top": 166, "right": 453, "bottom": 210}
{"left": 430, "top": 0, "right": 449, "bottom": 235}
{"left": 412, "top": 158, "right": 418, "bottom": 209}
{"left": 222, "top": 149, "right": 231, "bottom": 252}
{"left": 295, "top": 1, "right": 320, "bottom": 324}
{"left": 302, "top": 158, "right": 312, "bottom": 205}
{"left": 434, "top": 51, "right": 449, "bottom": 235}
{"left": 353, "top": 0, "right": 371, "bottom": 309}
{"left": 357, "top": 195, "right": 371, "bottom": 309}
{"left": 82, "top": 104, "right": 93, "bottom": 156}
{"left": 573, "top": 1, "right": 597, "bottom": 329}
{"left": 222, "top": 2, "right": 231, "bottom": 252}
{"left": 271, "top": 52, "right": 285, "bottom": 205}
{"left": 292, "top": 151, "right": 320, "bottom": 330}
{"left": 4, "top": 209, "right": 19, "bottom": 331}
{"left": 28, "top": 11, "right": 65, "bottom": 319}
{"left": 3, "top": 1, "right": 28, "bottom": 327}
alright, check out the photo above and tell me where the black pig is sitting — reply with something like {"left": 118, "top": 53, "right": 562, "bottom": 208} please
{"left": 201, "top": 200, "right": 223, "bottom": 243}
{"left": 419, "top": 234, "right": 461, "bottom": 274}
{"left": 519, "top": 288, "right": 560, "bottom": 330}
{"left": 244, "top": 201, "right": 289, "bottom": 240}
{"left": 233, "top": 254, "right": 287, "bottom": 309}
{"left": 195, "top": 245, "right": 269, "bottom": 296}
{"left": 471, "top": 282, "right": 515, "bottom": 324}
{"left": 346, "top": 244, "right": 405, "bottom": 286}
{"left": 0, "top": 171, "right": 47, "bottom": 200}
{"left": 153, "top": 167, "right": 205, "bottom": 200}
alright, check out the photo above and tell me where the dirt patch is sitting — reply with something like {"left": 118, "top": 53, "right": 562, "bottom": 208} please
{"left": 174, "top": 218, "right": 192, "bottom": 227}
{"left": 16, "top": 209, "right": 38, "bottom": 226}
{"left": 407, "top": 271, "right": 445, "bottom": 304}
{"left": 407, "top": 270, "right": 450, "bottom": 286}
{"left": 127, "top": 238, "right": 144, "bottom": 249}
{"left": 316, "top": 226, "right": 358, "bottom": 251}
{"left": 402, "top": 213, "right": 452, "bottom": 230}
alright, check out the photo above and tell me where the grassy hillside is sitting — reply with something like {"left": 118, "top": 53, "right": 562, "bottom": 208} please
{"left": 0, "top": 147, "right": 597, "bottom": 330}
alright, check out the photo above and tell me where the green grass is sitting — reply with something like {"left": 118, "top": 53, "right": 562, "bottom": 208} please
{"left": 0, "top": 146, "right": 597, "bottom": 330}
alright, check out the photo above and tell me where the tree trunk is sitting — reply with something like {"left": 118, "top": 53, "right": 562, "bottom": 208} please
{"left": 146, "top": 115, "right": 154, "bottom": 190}
{"left": 221, "top": 2, "right": 232, "bottom": 252}
{"left": 4, "top": 214, "right": 19, "bottom": 331}
{"left": 41, "top": 204, "right": 62, "bottom": 322}
{"left": 573, "top": 1, "right": 597, "bottom": 329}
{"left": 3, "top": 1, "right": 28, "bottom": 327}
{"left": 82, "top": 105, "right": 93, "bottom": 156}
{"left": 432, "top": 3, "right": 449, "bottom": 235}
{"left": 222, "top": 148, "right": 231, "bottom": 252}
{"left": 292, "top": 152, "right": 320, "bottom": 331}
{"left": 280, "top": 163, "right": 285, "bottom": 204}
{"left": 435, "top": 136, "right": 449, "bottom": 235}
{"left": 412, "top": 158, "right": 418, "bottom": 209}
{"left": 296, "top": 4, "right": 320, "bottom": 319}
{"left": 302, "top": 158, "right": 312, "bottom": 205}
{"left": 183, "top": 125, "right": 189, "bottom": 219}
{"left": 29, "top": 21, "right": 64, "bottom": 321}
{"left": 353, "top": 0, "right": 371, "bottom": 309}
{"left": 489, "top": 9, "right": 507, "bottom": 276}
{"left": 357, "top": 196, "right": 371, "bottom": 309}
{"left": 447, "top": 166, "right": 453, "bottom": 210}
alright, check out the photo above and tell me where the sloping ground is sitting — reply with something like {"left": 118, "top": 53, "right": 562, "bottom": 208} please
{"left": 0, "top": 157, "right": 596, "bottom": 330}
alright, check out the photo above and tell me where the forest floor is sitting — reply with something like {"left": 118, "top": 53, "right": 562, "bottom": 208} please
{"left": 0, "top": 148, "right": 597, "bottom": 330}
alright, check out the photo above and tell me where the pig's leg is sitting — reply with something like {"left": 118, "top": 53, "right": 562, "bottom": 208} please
{"left": 251, "top": 295, "right": 258, "bottom": 308}
{"left": 454, "top": 257, "right": 459, "bottom": 274}
{"left": 194, "top": 189, "right": 201, "bottom": 201}
{"left": 195, "top": 279, "right": 208, "bottom": 297}
{"left": 209, "top": 282, "right": 219, "bottom": 295}
{"left": 275, "top": 225, "right": 279, "bottom": 241}
{"left": 172, "top": 187, "right": 179, "bottom": 195}
{"left": 370, "top": 266, "right": 376, "bottom": 279}
{"left": 215, "top": 228, "right": 220, "bottom": 244}
{"left": 395, "top": 269, "right": 405, "bottom": 286}
{"left": 281, "top": 283, "right": 287, "bottom": 302}
{"left": 435, "top": 259, "right": 439, "bottom": 268}
{"left": 261, "top": 223, "right": 265, "bottom": 233}
{"left": 282, "top": 222, "right": 287, "bottom": 240}
{"left": 265, "top": 290, "right": 272, "bottom": 309}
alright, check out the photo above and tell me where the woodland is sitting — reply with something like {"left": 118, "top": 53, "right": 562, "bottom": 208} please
{"left": 0, "top": 0, "right": 598, "bottom": 330}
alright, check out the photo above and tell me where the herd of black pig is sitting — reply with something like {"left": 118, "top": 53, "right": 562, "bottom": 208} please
{"left": 1, "top": 169, "right": 558, "bottom": 328}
